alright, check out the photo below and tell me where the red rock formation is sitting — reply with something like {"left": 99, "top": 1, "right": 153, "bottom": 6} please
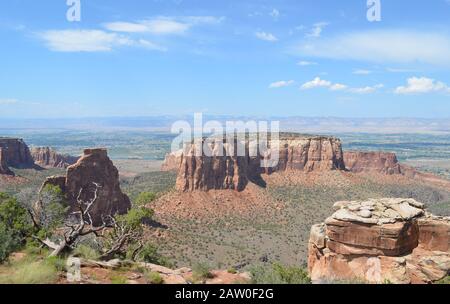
{"left": 0, "top": 148, "right": 14, "bottom": 176}
{"left": 43, "top": 148, "right": 131, "bottom": 225}
{"left": 176, "top": 140, "right": 250, "bottom": 192}
{"left": 344, "top": 151, "right": 401, "bottom": 175}
{"left": 0, "top": 138, "right": 34, "bottom": 168}
{"left": 308, "top": 198, "right": 450, "bottom": 284}
{"left": 165, "top": 135, "right": 345, "bottom": 192}
{"left": 31, "top": 147, "right": 79, "bottom": 168}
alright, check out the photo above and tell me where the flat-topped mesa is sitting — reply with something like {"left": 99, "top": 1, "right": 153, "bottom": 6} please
{"left": 344, "top": 151, "right": 401, "bottom": 175}
{"left": 166, "top": 134, "right": 345, "bottom": 192}
{"left": 41, "top": 148, "right": 131, "bottom": 226}
{"left": 308, "top": 198, "right": 450, "bottom": 284}
{"left": 0, "top": 148, "right": 14, "bottom": 176}
{"left": 31, "top": 147, "right": 79, "bottom": 169}
{"left": 0, "top": 137, "right": 34, "bottom": 168}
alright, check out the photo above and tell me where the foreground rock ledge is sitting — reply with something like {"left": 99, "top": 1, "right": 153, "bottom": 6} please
{"left": 308, "top": 198, "right": 450, "bottom": 284}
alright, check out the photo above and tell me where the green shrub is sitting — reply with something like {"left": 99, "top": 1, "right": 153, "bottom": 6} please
{"left": 0, "top": 223, "right": 17, "bottom": 263}
{"left": 192, "top": 262, "right": 214, "bottom": 281}
{"left": 0, "top": 260, "right": 58, "bottom": 284}
{"left": 227, "top": 267, "right": 237, "bottom": 274}
{"left": 135, "top": 243, "right": 172, "bottom": 268}
{"left": 250, "top": 263, "right": 311, "bottom": 284}
{"left": 436, "top": 276, "right": 450, "bottom": 284}
{"left": 110, "top": 275, "right": 127, "bottom": 284}
{"left": 0, "top": 193, "right": 33, "bottom": 263}
{"left": 73, "top": 244, "right": 100, "bottom": 260}
{"left": 135, "top": 192, "right": 157, "bottom": 207}
{"left": 46, "top": 256, "right": 67, "bottom": 272}
{"left": 37, "top": 185, "right": 69, "bottom": 235}
{"left": 146, "top": 271, "right": 164, "bottom": 284}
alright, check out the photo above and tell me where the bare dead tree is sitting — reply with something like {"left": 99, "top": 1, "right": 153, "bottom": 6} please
{"left": 98, "top": 216, "right": 143, "bottom": 261}
{"left": 34, "top": 183, "right": 111, "bottom": 257}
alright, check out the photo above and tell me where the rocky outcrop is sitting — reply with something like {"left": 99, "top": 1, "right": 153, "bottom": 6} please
{"left": 308, "top": 198, "right": 450, "bottom": 284}
{"left": 31, "top": 147, "right": 79, "bottom": 168}
{"left": 344, "top": 151, "right": 401, "bottom": 175}
{"left": 0, "top": 148, "right": 14, "bottom": 176}
{"left": 43, "top": 148, "right": 131, "bottom": 225}
{"left": 161, "top": 150, "right": 183, "bottom": 172}
{"left": 0, "top": 138, "right": 34, "bottom": 168}
{"left": 165, "top": 134, "right": 345, "bottom": 192}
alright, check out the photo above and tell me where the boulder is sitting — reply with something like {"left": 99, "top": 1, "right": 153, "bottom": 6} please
{"left": 43, "top": 148, "right": 131, "bottom": 225}
{"left": 31, "top": 147, "right": 79, "bottom": 168}
{"left": 308, "top": 198, "right": 450, "bottom": 284}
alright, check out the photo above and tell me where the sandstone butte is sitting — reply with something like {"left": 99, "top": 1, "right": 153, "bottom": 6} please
{"left": 41, "top": 148, "right": 131, "bottom": 226}
{"left": 31, "top": 146, "right": 79, "bottom": 169}
{"left": 162, "top": 134, "right": 450, "bottom": 192}
{"left": 0, "top": 137, "right": 34, "bottom": 169}
{"left": 162, "top": 134, "right": 345, "bottom": 192}
{"left": 308, "top": 198, "right": 450, "bottom": 284}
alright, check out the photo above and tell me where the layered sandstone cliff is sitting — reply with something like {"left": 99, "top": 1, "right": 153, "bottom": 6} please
{"left": 164, "top": 135, "right": 345, "bottom": 192}
{"left": 31, "top": 147, "right": 79, "bottom": 168}
{"left": 0, "top": 138, "right": 34, "bottom": 168}
{"left": 0, "top": 148, "right": 14, "bottom": 176}
{"left": 308, "top": 198, "right": 450, "bottom": 284}
{"left": 344, "top": 151, "right": 401, "bottom": 175}
{"left": 42, "top": 148, "right": 131, "bottom": 225}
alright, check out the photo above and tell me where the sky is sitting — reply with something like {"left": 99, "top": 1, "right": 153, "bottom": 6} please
{"left": 0, "top": 0, "right": 449, "bottom": 118}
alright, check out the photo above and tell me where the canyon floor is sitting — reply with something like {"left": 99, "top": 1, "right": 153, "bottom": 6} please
{"left": 129, "top": 168, "right": 450, "bottom": 271}
{"left": 2, "top": 158, "right": 449, "bottom": 273}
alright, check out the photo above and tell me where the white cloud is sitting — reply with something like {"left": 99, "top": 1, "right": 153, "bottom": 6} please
{"left": 353, "top": 69, "right": 372, "bottom": 75}
{"left": 395, "top": 77, "right": 450, "bottom": 94}
{"left": 39, "top": 30, "right": 166, "bottom": 52}
{"left": 301, "top": 77, "right": 331, "bottom": 89}
{"left": 138, "top": 39, "right": 168, "bottom": 52}
{"left": 306, "top": 22, "right": 328, "bottom": 38}
{"left": 256, "top": 31, "right": 278, "bottom": 42}
{"left": 269, "top": 80, "right": 295, "bottom": 88}
{"left": 0, "top": 98, "right": 18, "bottom": 105}
{"left": 301, "top": 77, "right": 382, "bottom": 94}
{"left": 349, "top": 84, "right": 384, "bottom": 94}
{"left": 330, "top": 83, "right": 348, "bottom": 91}
{"left": 295, "top": 30, "right": 450, "bottom": 66}
{"left": 104, "top": 16, "right": 224, "bottom": 35}
{"left": 104, "top": 19, "right": 189, "bottom": 35}
{"left": 297, "top": 60, "right": 317, "bottom": 66}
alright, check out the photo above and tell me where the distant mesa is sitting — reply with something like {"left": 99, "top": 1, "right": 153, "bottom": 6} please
{"left": 0, "top": 137, "right": 80, "bottom": 176}
{"left": 163, "top": 134, "right": 345, "bottom": 192}
{"left": 31, "top": 147, "right": 79, "bottom": 169}
{"left": 0, "top": 137, "right": 34, "bottom": 169}
{"left": 162, "top": 133, "right": 450, "bottom": 192}
{"left": 40, "top": 148, "right": 131, "bottom": 226}
{"left": 343, "top": 151, "right": 401, "bottom": 175}
{"left": 308, "top": 198, "right": 450, "bottom": 284}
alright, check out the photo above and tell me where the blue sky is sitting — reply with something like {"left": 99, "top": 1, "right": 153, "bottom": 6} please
{"left": 0, "top": 0, "right": 449, "bottom": 118}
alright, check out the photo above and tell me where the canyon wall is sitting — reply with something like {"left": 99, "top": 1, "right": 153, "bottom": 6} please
{"left": 169, "top": 135, "right": 345, "bottom": 192}
{"left": 308, "top": 198, "right": 450, "bottom": 284}
{"left": 42, "top": 148, "right": 131, "bottom": 225}
{"left": 0, "top": 138, "right": 34, "bottom": 168}
{"left": 31, "top": 147, "right": 79, "bottom": 168}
